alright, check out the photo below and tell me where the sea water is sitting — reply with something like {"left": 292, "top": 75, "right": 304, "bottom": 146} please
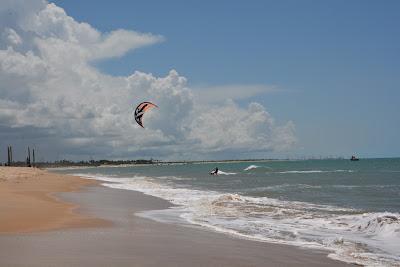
{"left": 56, "top": 158, "right": 400, "bottom": 266}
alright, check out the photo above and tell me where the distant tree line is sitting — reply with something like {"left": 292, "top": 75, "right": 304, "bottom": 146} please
{"left": 2, "top": 145, "right": 156, "bottom": 167}
{"left": 34, "top": 159, "right": 157, "bottom": 168}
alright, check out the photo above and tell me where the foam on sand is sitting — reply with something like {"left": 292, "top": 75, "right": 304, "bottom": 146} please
{"left": 76, "top": 173, "right": 400, "bottom": 266}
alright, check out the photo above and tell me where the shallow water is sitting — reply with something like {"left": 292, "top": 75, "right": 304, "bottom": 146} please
{"left": 57, "top": 158, "right": 400, "bottom": 266}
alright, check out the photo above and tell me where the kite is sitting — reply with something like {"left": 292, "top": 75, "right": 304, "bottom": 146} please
{"left": 134, "top": 101, "right": 158, "bottom": 128}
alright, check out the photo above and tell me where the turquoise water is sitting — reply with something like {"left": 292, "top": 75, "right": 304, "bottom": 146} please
{"left": 57, "top": 158, "right": 400, "bottom": 266}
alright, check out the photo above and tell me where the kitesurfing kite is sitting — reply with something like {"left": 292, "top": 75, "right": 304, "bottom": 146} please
{"left": 134, "top": 101, "right": 158, "bottom": 128}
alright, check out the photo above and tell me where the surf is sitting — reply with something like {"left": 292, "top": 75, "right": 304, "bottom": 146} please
{"left": 72, "top": 171, "right": 400, "bottom": 267}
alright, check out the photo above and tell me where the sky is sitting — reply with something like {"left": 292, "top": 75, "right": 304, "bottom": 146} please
{"left": 0, "top": 0, "right": 399, "bottom": 161}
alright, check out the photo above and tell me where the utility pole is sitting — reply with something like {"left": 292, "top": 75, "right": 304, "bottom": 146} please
{"left": 7, "top": 146, "right": 13, "bottom": 166}
{"left": 27, "top": 147, "right": 31, "bottom": 167}
{"left": 7, "top": 146, "right": 10, "bottom": 166}
{"left": 32, "top": 149, "right": 35, "bottom": 167}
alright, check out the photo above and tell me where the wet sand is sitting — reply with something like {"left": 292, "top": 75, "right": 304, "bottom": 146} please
{"left": 0, "top": 167, "right": 108, "bottom": 233}
{"left": 0, "top": 168, "right": 350, "bottom": 266}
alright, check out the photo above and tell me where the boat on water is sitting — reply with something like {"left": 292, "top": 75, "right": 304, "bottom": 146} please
{"left": 350, "top": 155, "right": 359, "bottom": 161}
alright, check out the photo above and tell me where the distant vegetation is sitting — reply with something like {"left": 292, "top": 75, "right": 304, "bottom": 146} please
{"left": 2, "top": 145, "right": 349, "bottom": 168}
{"left": 1, "top": 159, "right": 157, "bottom": 168}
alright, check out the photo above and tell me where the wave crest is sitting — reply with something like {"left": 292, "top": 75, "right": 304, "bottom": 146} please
{"left": 74, "top": 172, "right": 400, "bottom": 266}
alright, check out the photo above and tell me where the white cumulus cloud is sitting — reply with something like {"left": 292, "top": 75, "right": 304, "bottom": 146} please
{"left": 0, "top": 1, "right": 295, "bottom": 161}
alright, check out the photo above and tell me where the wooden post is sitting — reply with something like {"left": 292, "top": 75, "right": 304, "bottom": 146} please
{"left": 27, "top": 147, "right": 31, "bottom": 167}
{"left": 33, "top": 149, "right": 35, "bottom": 167}
{"left": 7, "top": 146, "right": 10, "bottom": 166}
{"left": 10, "top": 146, "right": 12, "bottom": 165}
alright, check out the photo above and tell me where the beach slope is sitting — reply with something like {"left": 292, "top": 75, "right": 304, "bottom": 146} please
{"left": 0, "top": 168, "right": 350, "bottom": 266}
{"left": 0, "top": 167, "right": 107, "bottom": 233}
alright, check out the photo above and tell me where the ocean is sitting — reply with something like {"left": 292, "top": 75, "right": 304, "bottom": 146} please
{"left": 56, "top": 158, "right": 400, "bottom": 266}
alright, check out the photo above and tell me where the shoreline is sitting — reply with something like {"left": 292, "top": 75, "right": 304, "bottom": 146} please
{"left": 0, "top": 167, "right": 109, "bottom": 234}
{"left": 38, "top": 157, "right": 374, "bottom": 169}
{"left": 0, "top": 167, "right": 350, "bottom": 266}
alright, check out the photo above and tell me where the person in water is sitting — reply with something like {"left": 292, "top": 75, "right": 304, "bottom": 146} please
{"left": 212, "top": 167, "right": 219, "bottom": 175}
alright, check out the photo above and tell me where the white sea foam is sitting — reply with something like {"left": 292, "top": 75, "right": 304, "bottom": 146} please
{"left": 75, "top": 173, "right": 400, "bottom": 267}
{"left": 332, "top": 184, "right": 399, "bottom": 189}
{"left": 216, "top": 170, "right": 237, "bottom": 175}
{"left": 46, "top": 166, "right": 93, "bottom": 171}
{"left": 244, "top": 165, "right": 259, "bottom": 171}
{"left": 243, "top": 184, "right": 323, "bottom": 193}
{"left": 243, "top": 165, "right": 273, "bottom": 172}
{"left": 276, "top": 170, "right": 354, "bottom": 174}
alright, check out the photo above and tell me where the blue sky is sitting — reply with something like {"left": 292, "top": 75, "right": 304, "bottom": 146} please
{"left": 51, "top": 0, "right": 400, "bottom": 158}
{"left": 1, "top": 0, "right": 398, "bottom": 161}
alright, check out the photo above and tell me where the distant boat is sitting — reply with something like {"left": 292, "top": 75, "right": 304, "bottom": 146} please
{"left": 350, "top": 155, "right": 359, "bottom": 161}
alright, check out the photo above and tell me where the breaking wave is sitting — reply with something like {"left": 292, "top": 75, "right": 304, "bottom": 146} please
{"left": 244, "top": 165, "right": 259, "bottom": 171}
{"left": 276, "top": 170, "right": 354, "bottom": 174}
{"left": 243, "top": 183, "right": 323, "bottom": 193}
{"left": 75, "top": 173, "right": 400, "bottom": 266}
{"left": 243, "top": 165, "right": 273, "bottom": 172}
{"left": 216, "top": 170, "right": 237, "bottom": 175}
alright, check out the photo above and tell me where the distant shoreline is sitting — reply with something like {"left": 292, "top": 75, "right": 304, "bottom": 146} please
{"left": 5, "top": 157, "right": 399, "bottom": 169}
{"left": 3, "top": 157, "right": 344, "bottom": 169}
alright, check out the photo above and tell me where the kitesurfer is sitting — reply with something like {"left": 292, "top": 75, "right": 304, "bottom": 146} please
{"left": 134, "top": 101, "right": 158, "bottom": 128}
{"left": 211, "top": 167, "right": 219, "bottom": 175}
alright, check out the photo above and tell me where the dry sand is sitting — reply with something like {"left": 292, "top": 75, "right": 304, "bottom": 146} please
{"left": 0, "top": 167, "right": 108, "bottom": 233}
{"left": 0, "top": 167, "right": 351, "bottom": 266}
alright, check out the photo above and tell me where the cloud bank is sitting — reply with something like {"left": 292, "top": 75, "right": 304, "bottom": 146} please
{"left": 0, "top": 0, "right": 295, "bottom": 161}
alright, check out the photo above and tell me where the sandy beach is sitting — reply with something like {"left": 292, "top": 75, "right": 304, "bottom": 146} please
{"left": 0, "top": 167, "right": 108, "bottom": 233}
{"left": 0, "top": 167, "right": 350, "bottom": 266}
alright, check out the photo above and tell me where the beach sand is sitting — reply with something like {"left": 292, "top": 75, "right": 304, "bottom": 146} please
{"left": 0, "top": 168, "right": 350, "bottom": 266}
{"left": 0, "top": 167, "right": 108, "bottom": 233}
